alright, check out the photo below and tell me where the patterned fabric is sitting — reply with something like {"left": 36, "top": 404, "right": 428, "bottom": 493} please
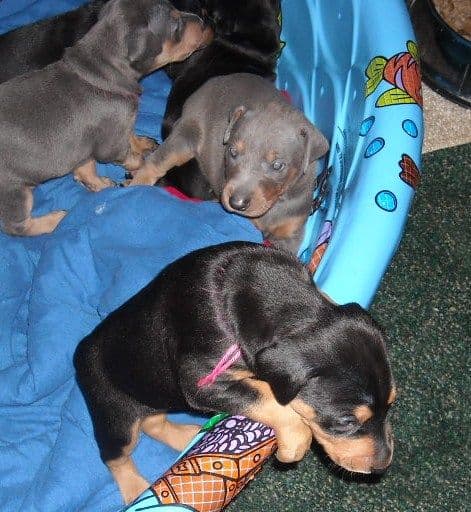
{"left": 150, "top": 417, "right": 276, "bottom": 512}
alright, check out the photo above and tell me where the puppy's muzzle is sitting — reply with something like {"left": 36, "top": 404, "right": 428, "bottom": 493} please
{"left": 221, "top": 184, "right": 274, "bottom": 218}
{"left": 228, "top": 192, "right": 251, "bottom": 212}
{"left": 306, "top": 419, "right": 394, "bottom": 475}
{"left": 181, "top": 13, "right": 214, "bottom": 49}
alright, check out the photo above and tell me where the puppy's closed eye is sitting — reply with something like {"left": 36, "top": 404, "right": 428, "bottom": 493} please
{"left": 327, "top": 416, "right": 361, "bottom": 436}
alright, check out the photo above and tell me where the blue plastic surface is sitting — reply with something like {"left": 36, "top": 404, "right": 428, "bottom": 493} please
{"left": 277, "top": 0, "right": 424, "bottom": 307}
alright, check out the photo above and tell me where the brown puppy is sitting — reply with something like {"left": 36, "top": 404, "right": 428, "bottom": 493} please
{"left": 129, "top": 73, "right": 329, "bottom": 253}
{"left": 0, "top": 0, "right": 212, "bottom": 236}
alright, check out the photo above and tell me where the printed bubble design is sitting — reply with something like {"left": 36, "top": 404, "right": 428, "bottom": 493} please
{"left": 402, "top": 119, "right": 418, "bottom": 138}
{"left": 188, "top": 416, "right": 274, "bottom": 456}
{"left": 375, "top": 190, "right": 397, "bottom": 212}
{"left": 360, "top": 116, "right": 375, "bottom": 136}
{"left": 364, "top": 137, "right": 385, "bottom": 158}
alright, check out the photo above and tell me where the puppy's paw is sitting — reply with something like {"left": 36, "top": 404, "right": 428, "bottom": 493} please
{"left": 75, "top": 175, "right": 116, "bottom": 192}
{"left": 48, "top": 210, "right": 67, "bottom": 229}
{"left": 126, "top": 173, "right": 159, "bottom": 187}
{"left": 27, "top": 210, "right": 67, "bottom": 235}
{"left": 275, "top": 421, "right": 312, "bottom": 463}
{"left": 141, "top": 415, "right": 201, "bottom": 452}
{"left": 168, "top": 423, "right": 201, "bottom": 452}
{"left": 139, "top": 136, "right": 159, "bottom": 155}
{"left": 119, "top": 474, "right": 150, "bottom": 505}
{"left": 108, "top": 458, "right": 150, "bottom": 505}
{"left": 93, "top": 176, "right": 116, "bottom": 191}
{"left": 131, "top": 135, "right": 159, "bottom": 157}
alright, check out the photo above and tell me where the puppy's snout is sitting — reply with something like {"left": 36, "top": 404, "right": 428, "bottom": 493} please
{"left": 370, "top": 466, "right": 388, "bottom": 476}
{"left": 229, "top": 193, "right": 251, "bottom": 212}
{"left": 371, "top": 429, "right": 394, "bottom": 473}
{"left": 181, "top": 13, "right": 214, "bottom": 47}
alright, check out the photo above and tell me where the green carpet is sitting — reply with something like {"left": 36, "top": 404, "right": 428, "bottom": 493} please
{"left": 229, "top": 143, "right": 470, "bottom": 511}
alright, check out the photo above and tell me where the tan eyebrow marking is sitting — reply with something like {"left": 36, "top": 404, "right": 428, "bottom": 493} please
{"left": 353, "top": 404, "right": 374, "bottom": 424}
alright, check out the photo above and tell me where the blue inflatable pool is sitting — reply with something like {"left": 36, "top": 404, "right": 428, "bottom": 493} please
{"left": 278, "top": 0, "right": 423, "bottom": 308}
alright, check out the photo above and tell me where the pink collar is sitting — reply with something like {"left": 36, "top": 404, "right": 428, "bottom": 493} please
{"left": 197, "top": 344, "right": 242, "bottom": 388}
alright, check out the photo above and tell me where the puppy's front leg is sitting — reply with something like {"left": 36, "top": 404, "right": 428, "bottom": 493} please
{"left": 120, "top": 135, "right": 159, "bottom": 172}
{"left": 241, "top": 378, "right": 313, "bottom": 462}
{"left": 128, "top": 120, "right": 198, "bottom": 186}
{"left": 189, "top": 376, "right": 312, "bottom": 463}
{"left": 73, "top": 159, "right": 115, "bottom": 192}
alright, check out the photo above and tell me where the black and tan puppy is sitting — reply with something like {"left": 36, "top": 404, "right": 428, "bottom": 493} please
{"left": 0, "top": 0, "right": 212, "bottom": 236}
{"left": 129, "top": 73, "right": 329, "bottom": 253}
{"left": 161, "top": 0, "right": 282, "bottom": 198}
{"left": 74, "top": 242, "right": 396, "bottom": 503}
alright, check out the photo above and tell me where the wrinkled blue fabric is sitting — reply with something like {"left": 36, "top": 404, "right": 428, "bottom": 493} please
{"left": 0, "top": 2, "right": 263, "bottom": 510}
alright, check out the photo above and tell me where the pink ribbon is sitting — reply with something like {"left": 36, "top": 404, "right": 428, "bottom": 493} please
{"left": 197, "top": 344, "right": 242, "bottom": 388}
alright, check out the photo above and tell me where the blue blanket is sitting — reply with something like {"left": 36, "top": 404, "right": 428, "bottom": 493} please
{"left": 0, "top": 1, "right": 263, "bottom": 510}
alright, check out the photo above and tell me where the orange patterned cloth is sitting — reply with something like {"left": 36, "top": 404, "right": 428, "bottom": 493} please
{"left": 151, "top": 416, "right": 276, "bottom": 512}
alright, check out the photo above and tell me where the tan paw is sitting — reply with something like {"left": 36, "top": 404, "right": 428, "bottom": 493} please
{"left": 119, "top": 474, "right": 150, "bottom": 505}
{"left": 133, "top": 135, "right": 158, "bottom": 155}
{"left": 167, "top": 423, "right": 201, "bottom": 452}
{"left": 141, "top": 414, "right": 201, "bottom": 452}
{"left": 89, "top": 176, "right": 116, "bottom": 192}
{"left": 275, "top": 422, "right": 312, "bottom": 463}
{"left": 75, "top": 175, "right": 116, "bottom": 192}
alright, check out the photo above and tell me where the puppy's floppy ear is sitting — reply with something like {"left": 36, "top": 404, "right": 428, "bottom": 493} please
{"left": 97, "top": 0, "right": 161, "bottom": 72}
{"left": 223, "top": 106, "right": 247, "bottom": 145}
{"left": 341, "top": 302, "right": 386, "bottom": 335}
{"left": 299, "top": 125, "right": 329, "bottom": 175}
{"left": 254, "top": 341, "right": 312, "bottom": 405}
{"left": 127, "top": 26, "right": 162, "bottom": 72}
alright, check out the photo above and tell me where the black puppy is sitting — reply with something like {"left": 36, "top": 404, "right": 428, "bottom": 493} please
{"left": 160, "top": 0, "right": 282, "bottom": 198}
{"left": 0, "top": 0, "right": 212, "bottom": 236}
{"left": 74, "top": 242, "right": 396, "bottom": 503}
{"left": 0, "top": 0, "right": 205, "bottom": 84}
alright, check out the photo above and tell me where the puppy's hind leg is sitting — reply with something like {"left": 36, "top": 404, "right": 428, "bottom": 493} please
{"left": 73, "top": 159, "right": 115, "bottom": 192}
{"left": 128, "top": 120, "right": 199, "bottom": 186}
{"left": 74, "top": 343, "right": 149, "bottom": 504}
{"left": 0, "top": 185, "right": 66, "bottom": 236}
{"left": 105, "top": 420, "right": 150, "bottom": 505}
{"left": 141, "top": 413, "right": 200, "bottom": 452}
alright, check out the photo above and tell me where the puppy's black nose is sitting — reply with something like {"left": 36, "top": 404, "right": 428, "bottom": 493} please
{"left": 182, "top": 12, "right": 205, "bottom": 28}
{"left": 229, "top": 194, "right": 251, "bottom": 211}
{"left": 370, "top": 466, "right": 388, "bottom": 476}
{"left": 371, "top": 465, "right": 389, "bottom": 476}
